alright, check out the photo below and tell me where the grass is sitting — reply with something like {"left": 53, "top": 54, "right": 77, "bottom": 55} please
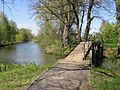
{"left": 103, "top": 43, "right": 117, "bottom": 48}
{"left": 0, "top": 64, "right": 53, "bottom": 90}
{"left": 91, "top": 44, "right": 120, "bottom": 90}
{"left": 91, "top": 66, "right": 120, "bottom": 90}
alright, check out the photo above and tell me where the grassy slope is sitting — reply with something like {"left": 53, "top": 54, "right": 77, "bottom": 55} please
{"left": 0, "top": 64, "right": 53, "bottom": 90}
{"left": 91, "top": 67, "right": 120, "bottom": 90}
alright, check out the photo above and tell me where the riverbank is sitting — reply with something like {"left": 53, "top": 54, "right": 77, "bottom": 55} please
{"left": 0, "top": 64, "right": 54, "bottom": 90}
{"left": 0, "top": 41, "right": 27, "bottom": 47}
{"left": 0, "top": 41, "right": 59, "bottom": 90}
{"left": 0, "top": 41, "right": 78, "bottom": 90}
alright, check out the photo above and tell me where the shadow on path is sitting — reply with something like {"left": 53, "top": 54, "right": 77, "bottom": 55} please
{"left": 27, "top": 42, "right": 92, "bottom": 90}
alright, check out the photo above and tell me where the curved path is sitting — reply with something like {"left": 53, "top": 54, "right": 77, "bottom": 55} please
{"left": 27, "top": 42, "right": 91, "bottom": 90}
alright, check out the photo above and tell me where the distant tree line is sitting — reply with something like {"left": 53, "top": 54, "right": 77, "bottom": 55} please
{"left": 0, "top": 12, "right": 33, "bottom": 45}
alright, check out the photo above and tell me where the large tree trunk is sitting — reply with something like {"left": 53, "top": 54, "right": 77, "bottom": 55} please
{"left": 84, "top": 0, "right": 94, "bottom": 41}
{"left": 63, "top": 23, "right": 69, "bottom": 47}
{"left": 116, "top": 0, "right": 120, "bottom": 46}
{"left": 68, "top": 0, "right": 81, "bottom": 43}
{"left": 76, "top": 24, "right": 80, "bottom": 43}
{"left": 116, "top": 0, "right": 120, "bottom": 66}
{"left": 79, "top": 6, "right": 85, "bottom": 41}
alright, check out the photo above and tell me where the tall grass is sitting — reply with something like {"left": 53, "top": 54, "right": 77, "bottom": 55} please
{"left": 91, "top": 67, "right": 120, "bottom": 90}
{"left": 0, "top": 64, "right": 52, "bottom": 90}
{"left": 91, "top": 44, "right": 120, "bottom": 90}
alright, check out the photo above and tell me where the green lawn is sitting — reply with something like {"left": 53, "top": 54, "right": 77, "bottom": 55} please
{"left": 91, "top": 67, "right": 120, "bottom": 90}
{"left": 0, "top": 64, "right": 53, "bottom": 90}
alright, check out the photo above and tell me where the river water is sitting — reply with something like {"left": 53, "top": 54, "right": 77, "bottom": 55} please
{"left": 0, "top": 42, "right": 57, "bottom": 64}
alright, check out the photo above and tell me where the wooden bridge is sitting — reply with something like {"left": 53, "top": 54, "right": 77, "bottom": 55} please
{"left": 27, "top": 42, "right": 92, "bottom": 90}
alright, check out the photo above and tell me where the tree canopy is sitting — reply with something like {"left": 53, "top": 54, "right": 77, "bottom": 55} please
{"left": 0, "top": 12, "right": 33, "bottom": 45}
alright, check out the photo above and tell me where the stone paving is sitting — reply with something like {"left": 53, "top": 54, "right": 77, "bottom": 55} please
{"left": 27, "top": 42, "right": 91, "bottom": 90}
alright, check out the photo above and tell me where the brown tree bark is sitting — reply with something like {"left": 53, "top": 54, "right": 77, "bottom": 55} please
{"left": 116, "top": 1, "right": 120, "bottom": 46}
{"left": 63, "top": 22, "right": 69, "bottom": 47}
{"left": 116, "top": 0, "right": 120, "bottom": 66}
{"left": 84, "top": 0, "right": 94, "bottom": 41}
{"left": 79, "top": 6, "right": 85, "bottom": 42}
{"left": 67, "top": 0, "right": 82, "bottom": 43}
{"left": 76, "top": 25, "right": 80, "bottom": 43}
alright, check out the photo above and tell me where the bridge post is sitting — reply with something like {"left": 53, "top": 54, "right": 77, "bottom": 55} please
{"left": 117, "top": 46, "right": 120, "bottom": 58}
{"left": 92, "top": 42, "right": 103, "bottom": 67}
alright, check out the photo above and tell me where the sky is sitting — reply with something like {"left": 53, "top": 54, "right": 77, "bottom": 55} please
{"left": 0, "top": 0, "right": 116, "bottom": 35}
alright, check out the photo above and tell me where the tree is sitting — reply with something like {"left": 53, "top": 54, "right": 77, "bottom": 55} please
{"left": 116, "top": 0, "right": 120, "bottom": 46}
{"left": 33, "top": 0, "right": 84, "bottom": 47}
{"left": 67, "top": 0, "right": 84, "bottom": 42}
{"left": 0, "top": 12, "right": 19, "bottom": 44}
{"left": 36, "top": 21, "right": 57, "bottom": 47}
{"left": 99, "top": 22, "right": 118, "bottom": 44}
{"left": 0, "top": 12, "right": 9, "bottom": 44}
{"left": 116, "top": 0, "right": 120, "bottom": 65}
{"left": 84, "top": 0, "right": 94, "bottom": 41}
{"left": 84, "top": 0, "right": 115, "bottom": 41}
{"left": 8, "top": 20, "right": 17, "bottom": 43}
{"left": 16, "top": 28, "right": 32, "bottom": 42}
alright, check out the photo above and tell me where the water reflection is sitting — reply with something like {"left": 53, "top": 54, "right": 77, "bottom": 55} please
{"left": 0, "top": 42, "right": 57, "bottom": 64}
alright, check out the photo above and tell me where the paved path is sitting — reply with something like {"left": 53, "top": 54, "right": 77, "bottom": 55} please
{"left": 27, "top": 42, "right": 91, "bottom": 90}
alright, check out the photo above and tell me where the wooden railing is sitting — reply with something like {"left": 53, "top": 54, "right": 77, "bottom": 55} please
{"left": 83, "top": 41, "right": 103, "bottom": 67}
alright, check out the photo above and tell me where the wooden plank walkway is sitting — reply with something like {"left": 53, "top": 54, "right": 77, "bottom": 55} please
{"left": 27, "top": 42, "right": 91, "bottom": 90}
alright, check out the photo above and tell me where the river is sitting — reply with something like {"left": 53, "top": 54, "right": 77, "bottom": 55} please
{"left": 0, "top": 42, "right": 57, "bottom": 65}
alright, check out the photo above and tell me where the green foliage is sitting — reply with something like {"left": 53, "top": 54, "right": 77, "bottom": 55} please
{"left": 16, "top": 28, "right": 33, "bottom": 42}
{"left": 35, "top": 20, "right": 75, "bottom": 57}
{"left": 8, "top": 20, "right": 17, "bottom": 43}
{"left": 36, "top": 21, "right": 64, "bottom": 56}
{"left": 0, "top": 12, "right": 9, "bottom": 44}
{"left": 0, "top": 12, "right": 33, "bottom": 45}
{"left": 36, "top": 21, "right": 56, "bottom": 47}
{"left": 68, "top": 36, "right": 78, "bottom": 47}
{"left": 99, "top": 22, "right": 118, "bottom": 44}
{"left": 104, "top": 47, "right": 117, "bottom": 65}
